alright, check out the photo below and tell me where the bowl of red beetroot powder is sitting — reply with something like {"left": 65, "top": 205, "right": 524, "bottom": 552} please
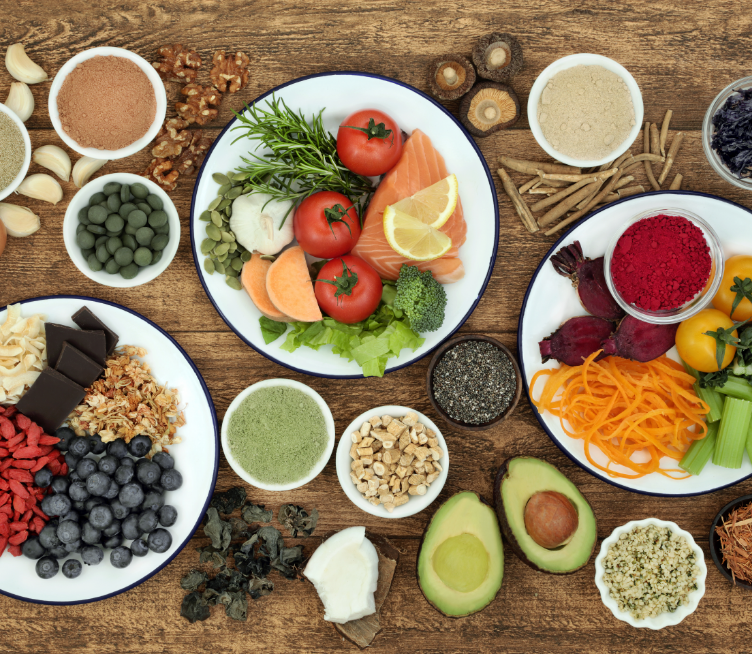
{"left": 604, "top": 208, "right": 723, "bottom": 324}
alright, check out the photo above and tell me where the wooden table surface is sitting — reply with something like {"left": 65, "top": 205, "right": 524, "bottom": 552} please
{"left": 2, "top": 1, "right": 752, "bottom": 652}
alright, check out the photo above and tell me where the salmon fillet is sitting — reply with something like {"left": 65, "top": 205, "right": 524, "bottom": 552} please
{"left": 351, "top": 129, "right": 467, "bottom": 284}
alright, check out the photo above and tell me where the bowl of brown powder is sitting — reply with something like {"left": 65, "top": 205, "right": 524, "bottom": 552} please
{"left": 48, "top": 47, "right": 166, "bottom": 159}
{"left": 0, "top": 103, "right": 31, "bottom": 201}
{"left": 527, "top": 53, "right": 643, "bottom": 167}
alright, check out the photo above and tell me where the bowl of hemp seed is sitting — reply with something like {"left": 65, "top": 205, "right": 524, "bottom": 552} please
{"left": 0, "top": 102, "right": 31, "bottom": 202}
{"left": 426, "top": 334, "right": 521, "bottom": 431}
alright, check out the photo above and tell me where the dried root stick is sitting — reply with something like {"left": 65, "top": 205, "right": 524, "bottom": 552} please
{"left": 603, "top": 185, "right": 646, "bottom": 202}
{"left": 500, "top": 155, "right": 580, "bottom": 175}
{"left": 644, "top": 122, "right": 660, "bottom": 191}
{"left": 537, "top": 168, "right": 617, "bottom": 183}
{"left": 660, "top": 110, "right": 673, "bottom": 157}
{"left": 538, "top": 179, "right": 603, "bottom": 227}
{"left": 669, "top": 173, "right": 683, "bottom": 190}
{"left": 658, "top": 132, "right": 684, "bottom": 185}
{"left": 498, "top": 168, "right": 538, "bottom": 233}
{"left": 530, "top": 174, "right": 610, "bottom": 213}
{"left": 518, "top": 177, "right": 539, "bottom": 194}
{"left": 650, "top": 124, "right": 661, "bottom": 156}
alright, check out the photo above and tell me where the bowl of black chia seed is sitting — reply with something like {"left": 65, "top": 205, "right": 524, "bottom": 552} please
{"left": 426, "top": 334, "right": 522, "bottom": 431}
{"left": 0, "top": 103, "right": 31, "bottom": 202}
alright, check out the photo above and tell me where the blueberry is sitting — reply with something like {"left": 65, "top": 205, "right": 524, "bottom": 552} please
{"left": 39, "top": 524, "right": 61, "bottom": 550}
{"left": 64, "top": 539, "right": 83, "bottom": 554}
{"left": 151, "top": 451, "right": 174, "bottom": 470}
{"left": 34, "top": 467, "right": 53, "bottom": 488}
{"left": 103, "top": 519, "right": 121, "bottom": 538}
{"left": 130, "top": 538, "right": 149, "bottom": 557}
{"left": 158, "top": 505, "right": 178, "bottom": 528}
{"left": 128, "top": 435, "right": 152, "bottom": 458}
{"left": 22, "top": 537, "right": 46, "bottom": 560}
{"left": 72, "top": 500, "right": 87, "bottom": 512}
{"left": 64, "top": 451, "right": 80, "bottom": 471}
{"left": 62, "top": 559, "right": 83, "bottom": 579}
{"left": 87, "top": 434, "right": 107, "bottom": 455}
{"left": 41, "top": 493, "right": 71, "bottom": 517}
{"left": 54, "top": 427, "right": 76, "bottom": 451}
{"left": 138, "top": 510, "right": 159, "bottom": 533}
{"left": 89, "top": 504, "right": 114, "bottom": 530}
{"left": 98, "top": 455, "right": 119, "bottom": 476}
{"left": 68, "top": 436, "right": 91, "bottom": 457}
{"left": 142, "top": 490, "right": 164, "bottom": 512}
{"left": 149, "top": 483, "right": 164, "bottom": 494}
{"left": 119, "top": 457, "right": 135, "bottom": 468}
{"left": 114, "top": 465, "right": 134, "bottom": 486}
{"left": 82, "top": 545, "right": 104, "bottom": 566}
{"left": 76, "top": 458, "right": 97, "bottom": 480}
{"left": 68, "top": 480, "right": 90, "bottom": 502}
{"left": 87, "top": 471, "right": 111, "bottom": 497}
{"left": 103, "top": 534, "right": 124, "bottom": 549}
{"left": 137, "top": 461, "right": 161, "bottom": 486}
{"left": 110, "top": 500, "right": 130, "bottom": 520}
{"left": 67, "top": 471, "right": 81, "bottom": 483}
{"left": 119, "top": 483, "right": 145, "bottom": 508}
{"left": 107, "top": 439, "right": 128, "bottom": 459}
{"left": 36, "top": 557, "right": 59, "bottom": 579}
{"left": 147, "top": 528, "right": 172, "bottom": 554}
{"left": 110, "top": 545, "right": 133, "bottom": 569}
{"left": 81, "top": 522, "right": 102, "bottom": 545}
{"left": 103, "top": 479, "right": 120, "bottom": 500}
{"left": 122, "top": 514, "right": 143, "bottom": 540}
{"left": 160, "top": 469, "right": 183, "bottom": 491}
{"left": 61, "top": 510, "right": 80, "bottom": 523}
{"left": 48, "top": 545, "right": 68, "bottom": 559}
{"left": 84, "top": 497, "right": 104, "bottom": 513}
{"left": 57, "top": 520, "right": 81, "bottom": 545}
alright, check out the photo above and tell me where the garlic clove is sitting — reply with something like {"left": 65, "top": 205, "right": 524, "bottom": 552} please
{"left": 72, "top": 156, "right": 108, "bottom": 188}
{"left": 5, "top": 44, "right": 48, "bottom": 85}
{"left": 32, "top": 145, "right": 71, "bottom": 182}
{"left": 16, "top": 173, "right": 63, "bottom": 205}
{"left": 4, "top": 81, "right": 34, "bottom": 122}
{"left": 0, "top": 202, "right": 40, "bottom": 237}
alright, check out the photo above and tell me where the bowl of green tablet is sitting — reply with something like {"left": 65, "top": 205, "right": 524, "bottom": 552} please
{"left": 63, "top": 172, "right": 180, "bottom": 287}
{"left": 221, "top": 379, "right": 336, "bottom": 491}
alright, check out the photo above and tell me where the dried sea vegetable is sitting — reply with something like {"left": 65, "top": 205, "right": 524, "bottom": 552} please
{"left": 204, "top": 508, "right": 232, "bottom": 551}
{"left": 197, "top": 545, "right": 228, "bottom": 569}
{"left": 242, "top": 502, "right": 273, "bottom": 524}
{"left": 711, "top": 87, "right": 752, "bottom": 179}
{"left": 180, "top": 592, "right": 211, "bottom": 624}
{"left": 278, "top": 504, "right": 319, "bottom": 538}
{"left": 180, "top": 569, "right": 209, "bottom": 592}
{"left": 210, "top": 487, "right": 247, "bottom": 515}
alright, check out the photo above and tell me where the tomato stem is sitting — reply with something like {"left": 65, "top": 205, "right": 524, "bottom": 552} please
{"left": 315, "top": 258, "right": 359, "bottom": 302}
{"left": 730, "top": 276, "right": 752, "bottom": 319}
{"left": 323, "top": 203, "right": 356, "bottom": 238}
{"left": 341, "top": 118, "right": 395, "bottom": 146}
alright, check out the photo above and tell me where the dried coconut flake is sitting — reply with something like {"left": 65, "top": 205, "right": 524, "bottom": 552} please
{"left": 0, "top": 303, "right": 47, "bottom": 404}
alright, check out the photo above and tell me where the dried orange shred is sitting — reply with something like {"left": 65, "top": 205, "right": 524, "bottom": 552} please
{"left": 530, "top": 351, "right": 710, "bottom": 479}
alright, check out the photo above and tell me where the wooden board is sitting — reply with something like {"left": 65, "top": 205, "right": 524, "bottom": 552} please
{"left": 2, "top": 1, "right": 752, "bottom": 652}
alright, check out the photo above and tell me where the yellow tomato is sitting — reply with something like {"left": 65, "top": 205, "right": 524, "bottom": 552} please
{"left": 676, "top": 309, "right": 737, "bottom": 373}
{"left": 713, "top": 255, "right": 752, "bottom": 320}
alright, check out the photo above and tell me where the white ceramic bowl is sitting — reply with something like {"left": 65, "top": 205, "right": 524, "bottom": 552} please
{"left": 336, "top": 406, "right": 448, "bottom": 519}
{"left": 48, "top": 46, "right": 166, "bottom": 159}
{"left": 0, "top": 102, "right": 31, "bottom": 201}
{"left": 221, "top": 378, "right": 335, "bottom": 491}
{"left": 594, "top": 518, "right": 707, "bottom": 629}
{"left": 527, "top": 53, "right": 644, "bottom": 168}
{"left": 63, "top": 172, "right": 180, "bottom": 288}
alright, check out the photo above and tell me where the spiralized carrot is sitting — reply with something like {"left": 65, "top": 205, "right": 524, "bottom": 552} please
{"left": 530, "top": 352, "right": 710, "bottom": 479}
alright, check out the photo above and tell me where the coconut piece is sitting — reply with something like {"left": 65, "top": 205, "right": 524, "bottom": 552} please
{"left": 460, "top": 82, "right": 520, "bottom": 137}
{"left": 427, "top": 53, "right": 476, "bottom": 101}
{"left": 472, "top": 32, "right": 523, "bottom": 83}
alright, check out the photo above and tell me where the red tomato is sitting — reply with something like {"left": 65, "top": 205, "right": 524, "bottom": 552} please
{"left": 294, "top": 191, "right": 361, "bottom": 258}
{"left": 337, "top": 109, "right": 403, "bottom": 177}
{"left": 315, "top": 255, "right": 382, "bottom": 324}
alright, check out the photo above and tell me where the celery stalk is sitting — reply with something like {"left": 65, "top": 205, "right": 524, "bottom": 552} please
{"left": 682, "top": 360, "right": 701, "bottom": 381}
{"left": 713, "top": 398, "right": 752, "bottom": 468}
{"left": 715, "top": 375, "right": 752, "bottom": 402}
{"left": 746, "top": 417, "right": 752, "bottom": 465}
{"left": 680, "top": 422, "right": 719, "bottom": 475}
{"left": 680, "top": 360, "right": 724, "bottom": 423}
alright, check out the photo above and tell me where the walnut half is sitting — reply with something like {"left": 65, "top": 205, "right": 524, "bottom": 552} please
{"left": 210, "top": 50, "right": 250, "bottom": 93}
{"left": 176, "top": 83, "right": 222, "bottom": 126}
{"left": 142, "top": 158, "right": 179, "bottom": 192}
{"left": 152, "top": 44, "right": 202, "bottom": 83}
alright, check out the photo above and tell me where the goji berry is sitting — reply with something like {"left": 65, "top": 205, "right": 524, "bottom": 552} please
{"left": 0, "top": 504, "right": 11, "bottom": 516}
{"left": 8, "top": 479, "right": 29, "bottom": 499}
{"left": 21, "top": 509, "right": 32, "bottom": 522}
{"left": 13, "top": 446, "right": 42, "bottom": 459}
{"left": 26, "top": 423, "right": 41, "bottom": 447}
{"left": 0, "top": 537, "right": 6, "bottom": 557}
{"left": 38, "top": 435, "right": 60, "bottom": 446}
{"left": 3, "top": 406, "right": 16, "bottom": 418}
{"left": 60, "top": 463, "right": 68, "bottom": 476}
{"left": 8, "top": 544, "right": 22, "bottom": 556}
{"left": 7, "top": 470, "right": 33, "bottom": 483}
{"left": 30, "top": 505, "right": 47, "bottom": 519}
{"left": 30, "top": 457, "right": 48, "bottom": 473}
{"left": 37, "top": 445, "right": 55, "bottom": 457}
{"left": 0, "top": 523, "right": 7, "bottom": 538}
{"left": 9, "top": 521, "right": 26, "bottom": 532}
{"left": 14, "top": 415, "right": 30, "bottom": 430}
{"left": 0, "top": 417, "right": 14, "bottom": 439}
{"left": 8, "top": 530, "right": 27, "bottom": 545}
{"left": 0, "top": 448, "right": 7, "bottom": 457}
{"left": 0, "top": 460, "right": 12, "bottom": 472}
{"left": 31, "top": 516, "right": 44, "bottom": 533}
{"left": 0, "top": 493, "right": 7, "bottom": 507}
{"left": 11, "top": 460, "right": 36, "bottom": 469}
{"left": 12, "top": 495, "right": 24, "bottom": 513}
{"left": 47, "top": 459, "right": 61, "bottom": 475}
{"left": 0, "top": 478, "right": 8, "bottom": 491}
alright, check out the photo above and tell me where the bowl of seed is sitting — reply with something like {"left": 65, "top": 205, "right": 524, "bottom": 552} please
{"left": 426, "top": 334, "right": 521, "bottom": 431}
{"left": 0, "top": 102, "right": 31, "bottom": 202}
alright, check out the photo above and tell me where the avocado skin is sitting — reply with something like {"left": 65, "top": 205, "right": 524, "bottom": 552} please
{"left": 494, "top": 456, "right": 597, "bottom": 575}
{"left": 416, "top": 491, "right": 503, "bottom": 618}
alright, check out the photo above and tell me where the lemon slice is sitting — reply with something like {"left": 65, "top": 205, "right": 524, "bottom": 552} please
{"left": 383, "top": 205, "right": 452, "bottom": 261}
{"left": 391, "top": 174, "right": 458, "bottom": 229}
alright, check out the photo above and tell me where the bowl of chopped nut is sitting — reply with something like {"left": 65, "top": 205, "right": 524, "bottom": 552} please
{"left": 594, "top": 518, "right": 707, "bottom": 630}
{"left": 336, "top": 406, "right": 449, "bottom": 518}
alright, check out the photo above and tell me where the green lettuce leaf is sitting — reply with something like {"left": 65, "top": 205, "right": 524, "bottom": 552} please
{"left": 259, "top": 317, "right": 288, "bottom": 344}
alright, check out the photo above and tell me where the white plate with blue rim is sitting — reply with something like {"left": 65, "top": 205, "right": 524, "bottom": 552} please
{"left": 0, "top": 296, "right": 217, "bottom": 604}
{"left": 190, "top": 71, "right": 499, "bottom": 378}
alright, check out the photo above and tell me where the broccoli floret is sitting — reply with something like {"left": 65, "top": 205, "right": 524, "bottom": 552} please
{"left": 393, "top": 264, "right": 447, "bottom": 333}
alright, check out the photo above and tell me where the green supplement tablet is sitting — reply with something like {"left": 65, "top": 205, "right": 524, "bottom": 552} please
{"left": 154, "top": 223, "right": 169, "bottom": 235}
{"left": 81, "top": 248, "right": 94, "bottom": 259}
{"left": 89, "top": 192, "right": 106, "bottom": 206}
{"left": 148, "top": 210, "right": 167, "bottom": 228}
{"left": 227, "top": 386, "right": 329, "bottom": 485}
{"left": 120, "top": 184, "right": 130, "bottom": 203}
{"left": 105, "top": 214, "right": 124, "bottom": 232}
{"left": 146, "top": 194, "right": 163, "bottom": 210}
{"left": 105, "top": 258, "right": 120, "bottom": 274}
{"left": 106, "top": 236, "right": 122, "bottom": 255}
{"left": 96, "top": 244, "right": 110, "bottom": 263}
{"left": 87, "top": 224, "right": 106, "bottom": 235}
{"left": 131, "top": 183, "right": 149, "bottom": 199}
{"left": 95, "top": 235, "right": 108, "bottom": 247}
{"left": 127, "top": 210, "right": 147, "bottom": 229}
{"left": 119, "top": 202, "right": 137, "bottom": 218}
{"left": 106, "top": 230, "right": 121, "bottom": 238}
{"left": 122, "top": 234, "right": 137, "bottom": 251}
{"left": 124, "top": 224, "right": 137, "bottom": 236}
{"left": 106, "top": 194, "right": 121, "bottom": 212}
{"left": 103, "top": 182, "right": 121, "bottom": 195}
{"left": 133, "top": 247, "right": 153, "bottom": 267}
{"left": 78, "top": 207, "right": 90, "bottom": 225}
{"left": 120, "top": 263, "right": 139, "bottom": 279}
{"left": 87, "top": 205, "right": 107, "bottom": 224}
{"left": 151, "top": 234, "right": 169, "bottom": 251}
{"left": 76, "top": 230, "right": 95, "bottom": 249}
{"left": 137, "top": 202, "right": 152, "bottom": 216}
{"left": 135, "top": 226, "right": 154, "bottom": 246}
{"left": 114, "top": 247, "right": 134, "bottom": 266}
{"left": 87, "top": 253, "right": 103, "bottom": 272}
{"left": 151, "top": 250, "right": 163, "bottom": 265}
{"left": 98, "top": 200, "right": 109, "bottom": 209}
{"left": 76, "top": 223, "right": 87, "bottom": 235}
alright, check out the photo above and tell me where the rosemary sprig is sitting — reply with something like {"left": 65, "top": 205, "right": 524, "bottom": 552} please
{"left": 230, "top": 96, "right": 374, "bottom": 226}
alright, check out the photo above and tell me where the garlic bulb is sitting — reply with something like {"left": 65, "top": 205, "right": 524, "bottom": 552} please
{"left": 0, "top": 203, "right": 40, "bottom": 237}
{"left": 5, "top": 44, "right": 48, "bottom": 84}
{"left": 72, "top": 156, "right": 108, "bottom": 188}
{"left": 32, "top": 145, "right": 71, "bottom": 182}
{"left": 4, "top": 82, "right": 34, "bottom": 122}
{"left": 16, "top": 174, "right": 63, "bottom": 205}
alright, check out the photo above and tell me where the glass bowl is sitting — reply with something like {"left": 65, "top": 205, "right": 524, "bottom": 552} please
{"left": 603, "top": 207, "right": 724, "bottom": 325}
{"left": 702, "top": 75, "right": 752, "bottom": 191}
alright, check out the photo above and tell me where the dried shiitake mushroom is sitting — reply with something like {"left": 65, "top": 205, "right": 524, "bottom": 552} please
{"left": 460, "top": 82, "right": 520, "bottom": 137}
{"left": 472, "top": 33, "right": 523, "bottom": 84}
{"left": 427, "top": 54, "right": 476, "bottom": 101}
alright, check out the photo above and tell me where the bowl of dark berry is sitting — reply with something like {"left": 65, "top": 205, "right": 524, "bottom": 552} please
{"left": 709, "top": 494, "right": 752, "bottom": 590}
{"left": 426, "top": 334, "right": 521, "bottom": 431}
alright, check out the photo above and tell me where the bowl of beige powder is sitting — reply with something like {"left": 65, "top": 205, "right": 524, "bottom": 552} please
{"left": 48, "top": 46, "right": 167, "bottom": 159}
{"left": 528, "top": 54, "right": 643, "bottom": 167}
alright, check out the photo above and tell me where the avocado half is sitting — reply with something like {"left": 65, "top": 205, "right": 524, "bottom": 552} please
{"left": 417, "top": 491, "right": 504, "bottom": 617}
{"left": 493, "top": 457, "right": 597, "bottom": 574}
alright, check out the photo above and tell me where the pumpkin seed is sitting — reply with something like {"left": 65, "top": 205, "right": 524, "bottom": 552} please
{"left": 231, "top": 257, "right": 244, "bottom": 272}
{"left": 203, "top": 258, "right": 215, "bottom": 274}
{"left": 232, "top": 172, "right": 248, "bottom": 182}
{"left": 201, "top": 238, "right": 217, "bottom": 254}
{"left": 214, "top": 242, "right": 230, "bottom": 256}
{"left": 243, "top": 184, "right": 253, "bottom": 194}
{"left": 218, "top": 198, "right": 231, "bottom": 211}
{"left": 211, "top": 213, "right": 223, "bottom": 227}
{"left": 220, "top": 231, "right": 235, "bottom": 243}
{"left": 206, "top": 224, "right": 222, "bottom": 241}
{"left": 260, "top": 254, "right": 276, "bottom": 261}
{"left": 215, "top": 261, "right": 226, "bottom": 275}
{"left": 225, "top": 266, "right": 240, "bottom": 278}
{"left": 228, "top": 242, "right": 238, "bottom": 254}
{"left": 226, "top": 276, "right": 243, "bottom": 290}
{"left": 216, "top": 252, "right": 228, "bottom": 262}
{"left": 224, "top": 206, "right": 232, "bottom": 218}
{"left": 199, "top": 210, "right": 211, "bottom": 222}
{"left": 208, "top": 197, "right": 222, "bottom": 211}
{"left": 241, "top": 251, "right": 252, "bottom": 262}
{"left": 217, "top": 183, "right": 232, "bottom": 196}
{"left": 225, "top": 186, "right": 243, "bottom": 200}
{"left": 212, "top": 173, "right": 230, "bottom": 185}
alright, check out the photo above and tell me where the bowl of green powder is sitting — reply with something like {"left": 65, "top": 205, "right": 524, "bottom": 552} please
{"left": 221, "top": 379, "right": 335, "bottom": 491}
{"left": 0, "top": 103, "right": 31, "bottom": 202}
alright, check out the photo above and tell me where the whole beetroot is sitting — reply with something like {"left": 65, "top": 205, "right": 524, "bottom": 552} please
{"left": 550, "top": 241, "right": 625, "bottom": 321}
{"left": 601, "top": 315, "right": 678, "bottom": 362}
{"left": 539, "top": 316, "right": 614, "bottom": 366}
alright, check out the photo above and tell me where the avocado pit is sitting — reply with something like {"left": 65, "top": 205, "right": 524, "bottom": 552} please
{"left": 524, "top": 491, "right": 579, "bottom": 550}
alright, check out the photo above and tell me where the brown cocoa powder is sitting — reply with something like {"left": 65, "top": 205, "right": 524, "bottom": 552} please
{"left": 57, "top": 56, "right": 157, "bottom": 151}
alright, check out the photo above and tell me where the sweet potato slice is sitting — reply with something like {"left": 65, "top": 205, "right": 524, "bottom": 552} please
{"left": 241, "top": 252, "right": 294, "bottom": 322}
{"left": 265, "top": 246, "right": 323, "bottom": 323}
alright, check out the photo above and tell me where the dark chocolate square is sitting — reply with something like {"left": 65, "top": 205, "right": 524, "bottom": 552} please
{"left": 45, "top": 323, "right": 107, "bottom": 367}
{"left": 54, "top": 342, "right": 104, "bottom": 388}
{"left": 71, "top": 307, "right": 119, "bottom": 356}
{"left": 16, "top": 368, "right": 85, "bottom": 435}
